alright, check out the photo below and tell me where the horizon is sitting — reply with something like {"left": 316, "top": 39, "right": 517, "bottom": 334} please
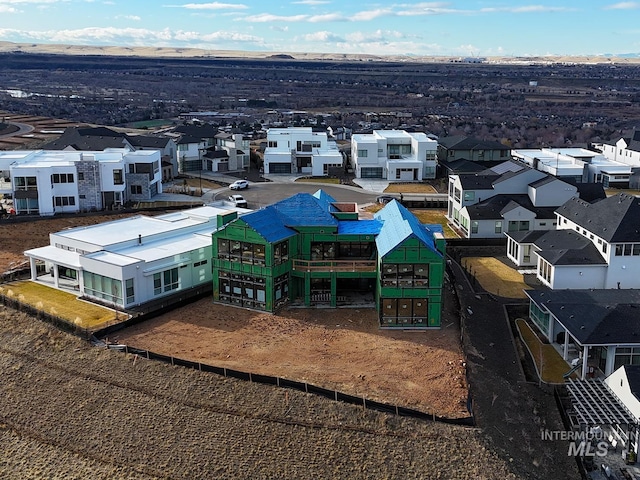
{"left": 0, "top": 1, "right": 639, "bottom": 58}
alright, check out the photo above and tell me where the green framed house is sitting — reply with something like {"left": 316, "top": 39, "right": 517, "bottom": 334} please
{"left": 212, "top": 190, "right": 446, "bottom": 328}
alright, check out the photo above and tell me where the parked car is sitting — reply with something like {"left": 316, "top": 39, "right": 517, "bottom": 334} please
{"left": 229, "top": 179, "right": 249, "bottom": 190}
{"left": 376, "top": 195, "right": 397, "bottom": 205}
{"left": 228, "top": 194, "right": 248, "bottom": 208}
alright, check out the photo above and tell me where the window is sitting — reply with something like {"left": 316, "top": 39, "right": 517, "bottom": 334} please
{"left": 14, "top": 176, "right": 37, "bottom": 190}
{"left": 113, "top": 169, "right": 124, "bottom": 185}
{"left": 381, "top": 263, "right": 429, "bottom": 288}
{"left": 54, "top": 196, "right": 76, "bottom": 207}
{"left": 52, "top": 173, "right": 74, "bottom": 184}
{"left": 130, "top": 185, "right": 142, "bottom": 195}
{"left": 268, "top": 141, "right": 278, "bottom": 148}
{"left": 471, "top": 221, "right": 478, "bottom": 234}
{"left": 357, "top": 149, "right": 368, "bottom": 158}
{"left": 153, "top": 268, "right": 179, "bottom": 295}
{"left": 508, "top": 221, "right": 529, "bottom": 232}
{"left": 495, "top": 221, "right": 502, "bottom": 234}
{"left": 163, "top": 268, "right": 179, "bottom": 292}
{"left": 194, "top": 260, "right": 208, "bottom": 267}
{"left": 78, "top": 172, "right": 84, "bottom": 181}
{"left": 274, "top": 241, "right": 289, "bottom": 265}
{"left": 463, "top": 191, "right": 475, "bottom": 202}
{"left": 125, "top": 278, "right": 134, "bottom": 304}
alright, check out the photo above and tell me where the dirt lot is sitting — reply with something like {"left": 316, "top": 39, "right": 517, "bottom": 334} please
{"left": 114, "top": 294, "right": 468, "bottom": 418}
{"left": 0, "top": 308, "right": 519, "bottom": 480}
{"left": 0, "top": 211, "right": 468, "bottom": 419}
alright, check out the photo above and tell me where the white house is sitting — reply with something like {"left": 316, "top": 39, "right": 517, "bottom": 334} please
{"left": 263, "top": 127, "right": 343, "bottom": 176}
{"left": 351, "top": 130, "right": 438, "bottom": 181}
{"left": 595, "top": 129, "right": 640, "bottom": 168}
{"left": 526, "top": 288, "right": 640, "bottom": 380}
{"left": 210, "top": 132, "right": 250, "bottom": 172}
{"left": 507, "top": 193, "right": 640, "bottom": 289}
{"left": 447, "top": 161, "right": 578, "bottom": 238}
{"left": 0, "top": 149, "right": 163, "bottom": 215}
{"left": 24, "top": 204, "right": 248, "bottom": 310}
{"left": 512, "top": 147, "right": 632, "bottom": 188}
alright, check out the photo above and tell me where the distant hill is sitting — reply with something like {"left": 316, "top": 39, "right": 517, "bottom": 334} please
{"left": 1, "top": 40, "right": 639, "bottom": 65}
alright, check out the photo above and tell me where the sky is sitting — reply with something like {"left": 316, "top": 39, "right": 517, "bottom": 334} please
{"left": 1, "top": 1, "right": 640, "bottom": 58}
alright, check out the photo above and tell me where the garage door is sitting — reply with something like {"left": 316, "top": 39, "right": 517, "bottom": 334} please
{"left": 361, "top": 167, "right": 383, "bottom": 178}
{"left": 268, "top": 163, "right": 292, "bottom": 174}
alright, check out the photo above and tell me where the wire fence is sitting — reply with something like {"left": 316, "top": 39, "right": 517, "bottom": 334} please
{"left": 98, "top": 341, "right": 475, "bottom": 427}
{"left": 0, "top": 291, "right": 93, "bottom": 339}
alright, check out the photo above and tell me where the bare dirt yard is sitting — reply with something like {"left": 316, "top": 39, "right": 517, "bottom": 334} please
{"left": 0, "top": 211, "right": 468, "bottom": 419}
{"left": 113, "top": 292, "right": 468, "bottom": 418}
{"left": 0, "top": 307, "right": 519, "bottom": 480}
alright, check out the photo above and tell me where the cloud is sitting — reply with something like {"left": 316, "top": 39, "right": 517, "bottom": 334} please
{"left": 292, "top": 0, "right": 330, "bottom": 4}
{"left": 0, "top": 26, "right": 265, "bottom": 48}
{"left": 302, "top": 30, "right": 344, "bottom": 42}
{"left": 169, "top": 2, "right": 248, "bottom": 10}
{"left": 0, "top": 5, "right": 18, "bottom": 12}
{"left": 604, "top": 1, "right": 640, "bottom": 9}
{"left": 480, "top": 5, "right": 573, "bottom": 13}
{"left": 243, "top": 13, "right": 309, "bottom": 22}
{"left": 308, "top": 13, "right": 344, "bottom": 22}
{"left": 116, "top": 15, "right": 141, "bottom": 21}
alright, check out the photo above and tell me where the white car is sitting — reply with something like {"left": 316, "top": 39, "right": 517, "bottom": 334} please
{"left": 228, "top": 194, "right": 248, "bottom": 208}
{"left": 229, "top": 179, "right": 249, "bottom": 190}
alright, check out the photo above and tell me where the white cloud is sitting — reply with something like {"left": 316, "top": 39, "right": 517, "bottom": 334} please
{"left": 604, "top": 2, "right": 640, "bottom": 9}
{"left": 480, "top": 5, "right": 572, "bottom": 13}
{"left": 302, "top": 30, "right": 344, "bottom": 42}
{"left": 308, "top": 13, "right": 344, "bottom": 22}
{"left": 292, "top": 0, "right": 330, "bottom": 4}
{"left": 173, "top": 2, "right": 248, "bottom": 10}
{"left": 243, "top": 13, "right": 309, "bottom": 22}
{"left": 0, "top": 26, "right": 265, "bottom": 48}
{"left": 116, "top": 14, "right": 141, "bottom": 21}
{"left": 0, "top": 5, "right": 18, "bottom": 12}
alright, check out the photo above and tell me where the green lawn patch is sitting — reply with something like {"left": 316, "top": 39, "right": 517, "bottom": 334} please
{"left": 461, "top": 257, "right": 529, "bottom": 298}
{"left": 294, "top": 177, "right": 341, "bottom": 184}
{"left": 0, "top": 281, "right": 118, "bottom": 330}
{"left": 516, "top": 318, "right": 575, "bottom": 383}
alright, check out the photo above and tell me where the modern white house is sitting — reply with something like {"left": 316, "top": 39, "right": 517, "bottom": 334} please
{"left": 351, "top": 130, "right": 438, "bottom": 181}
{"left": 263, "top": 127, "right": 343, "bottom": 175}
{"left": 507, "top": 193, "right": 640, "bottom": 290}
{"left": 512, "top": 147, "right": 632, "bottom": 188}
{"left": 24, "top": 204, "right": 248, "bottom": 310}
{"left": 0, "top": 149, "right": 163, "bottom": 215}
{"left": 447, "top": 161, "right": 578, "bottom": 238}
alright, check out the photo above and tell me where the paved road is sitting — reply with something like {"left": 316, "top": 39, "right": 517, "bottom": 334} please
{"left": 206, "top": 181, "right": 380, "bottom": 208}
{"left": 0, "top": 121, "right": 34, "bottom": 139}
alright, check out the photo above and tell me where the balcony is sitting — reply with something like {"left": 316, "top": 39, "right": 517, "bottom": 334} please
{"left": 292, "top": 259, "right": 376, "bottom": 273}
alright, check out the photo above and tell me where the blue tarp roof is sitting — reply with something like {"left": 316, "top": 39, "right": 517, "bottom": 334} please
{"left": 374, "top": 200, "right": 443, "bottom": 257}
{"left": 269, "top": 191, "right": 338, "bottom": 227}
{"left": 240, "top": 207, "right": 297, "bottom": 242}
{"left": 338, "top": 219, "right": 383, "bottom": 235}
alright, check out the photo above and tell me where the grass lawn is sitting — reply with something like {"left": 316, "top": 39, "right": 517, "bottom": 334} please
{"left": 0, "top": 281, "right": 118, "bottom": 330}
{"left": 384, "top": 183, "right": 437, "bottom": 194}
{"left": 135, "top": 200, "right": 204, "bottom": 209}
{"left": 411, "top": 210, "right": 458, "bottom": 238}
{"left": 605, "top": 188, "right": 640, "bottom": 197}
{"left": 461, "top": 257, "right": 530, "bottom": 298}
{"left": 294, "top": 177, "right": 341, "bottom": 184}
{"left": 516, "top": 318, "right": 575, "bottom": 383}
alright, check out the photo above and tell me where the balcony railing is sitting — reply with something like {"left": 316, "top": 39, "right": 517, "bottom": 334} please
{"left": 292, "top": 259, "right": 376, "bottom": 272}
